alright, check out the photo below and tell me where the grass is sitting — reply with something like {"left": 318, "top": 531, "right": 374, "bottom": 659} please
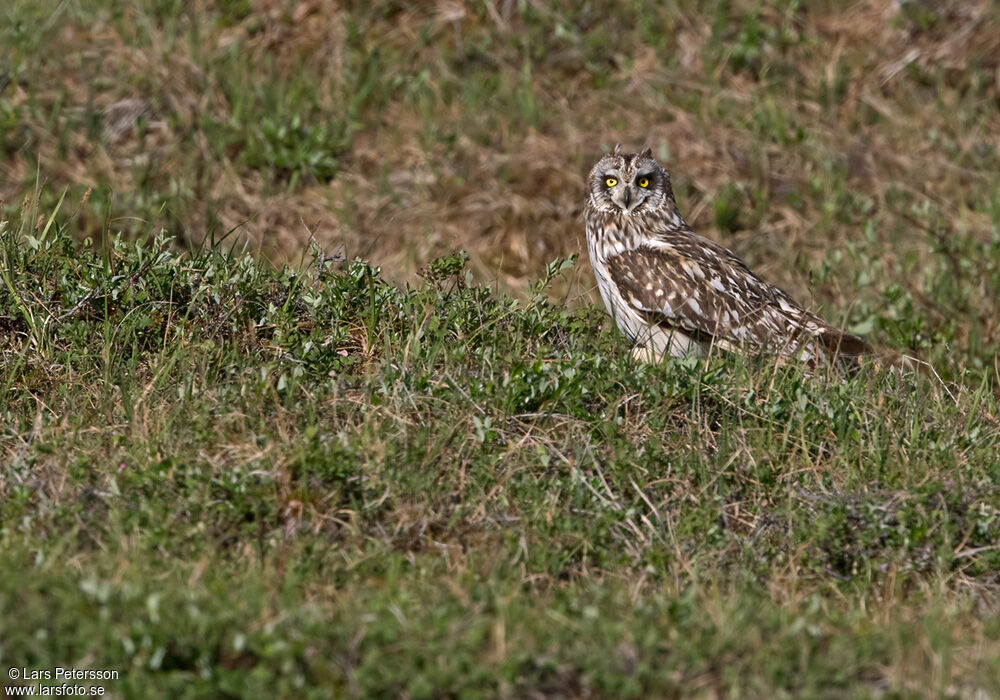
{"left": 1, "top": 202, "right": 999, "bottom": 697}
{"left": 1, "top": 0, "right": 1000, "bottom": 697}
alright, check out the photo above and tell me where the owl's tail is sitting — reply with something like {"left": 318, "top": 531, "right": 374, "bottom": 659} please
{"left": 815, "top": 326, "right": 938, "bottom": 379}
{"left": 817, "top": 326, "right": 871, "bottom": 360}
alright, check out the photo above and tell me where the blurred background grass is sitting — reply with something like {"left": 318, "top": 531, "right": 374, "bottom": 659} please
{"left": 3, "top": 1, "right": 999, "bottom": 344}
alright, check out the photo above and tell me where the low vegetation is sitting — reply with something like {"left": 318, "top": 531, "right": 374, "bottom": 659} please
{"left": 2, "top": 202, "right": 999, "bottom": 696}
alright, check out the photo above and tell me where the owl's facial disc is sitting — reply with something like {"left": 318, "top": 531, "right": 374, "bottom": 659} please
{"left": 588, "top": 149, "right": 669, "bottom": 215}
{"left": 604, "top": 169, "right": 655, "bottom": 214}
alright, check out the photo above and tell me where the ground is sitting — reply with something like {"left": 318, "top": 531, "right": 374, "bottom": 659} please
{"left": 1, "top": 1, "right": 999, "bottom": 697}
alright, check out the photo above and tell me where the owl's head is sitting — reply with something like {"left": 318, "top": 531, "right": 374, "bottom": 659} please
{"left": 587, "top": 146, "right": 673, "bottom": 215}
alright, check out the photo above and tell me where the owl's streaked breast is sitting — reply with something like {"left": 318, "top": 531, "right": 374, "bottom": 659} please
{"left": 585, "top": 209, "right": 706, "bottom": 359}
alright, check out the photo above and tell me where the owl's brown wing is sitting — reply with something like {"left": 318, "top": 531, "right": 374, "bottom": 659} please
{"left": 605, "top": 243, "right": 870, "bottom": 361}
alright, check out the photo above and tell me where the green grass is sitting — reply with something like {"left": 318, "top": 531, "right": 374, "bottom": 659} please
{"left": 1, "top": 205, "right": 999, "bottom": 697}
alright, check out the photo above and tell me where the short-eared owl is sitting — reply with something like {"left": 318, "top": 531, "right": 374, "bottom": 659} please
{"left": 585, "top": 147, "right": 870, "bottom": 366}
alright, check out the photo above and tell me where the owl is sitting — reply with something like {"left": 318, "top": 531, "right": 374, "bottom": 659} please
{"left": 585, "top": 147, "right": 870, "bottom": 367}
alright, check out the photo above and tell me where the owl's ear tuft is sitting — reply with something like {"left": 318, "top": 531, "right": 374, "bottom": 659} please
{"left": 612, "top": 143, "right": 622, "bottom": 156}
{"left": 640, "top": 146, "right": 653, "bottom": 159}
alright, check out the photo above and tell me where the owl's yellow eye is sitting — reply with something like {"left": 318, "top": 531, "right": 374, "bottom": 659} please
{"left": 605, "top": 177, "right": 618, "bottom": 187}
{"left": 637, "top": 177, "right": 650, "bottom": 188}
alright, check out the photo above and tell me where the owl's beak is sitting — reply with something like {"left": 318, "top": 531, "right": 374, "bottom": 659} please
{"left": 623, "top": 187, "right": 632, "bottom": 208}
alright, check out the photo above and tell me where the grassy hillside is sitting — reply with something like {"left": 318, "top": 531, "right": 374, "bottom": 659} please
{"left": 2, "top": 0, "right": 1000, "bottom": 697}
{"left": 2, "top": 201, "right": 999, "bottom": 697}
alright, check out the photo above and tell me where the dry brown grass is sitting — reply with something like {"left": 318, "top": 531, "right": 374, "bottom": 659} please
{"left": 3, "top": 0, "right": 999, "bottom": 308}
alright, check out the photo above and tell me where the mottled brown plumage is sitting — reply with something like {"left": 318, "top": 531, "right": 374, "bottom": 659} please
{"left": 585, "top": 147, "right": 870, "bottom": 367}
